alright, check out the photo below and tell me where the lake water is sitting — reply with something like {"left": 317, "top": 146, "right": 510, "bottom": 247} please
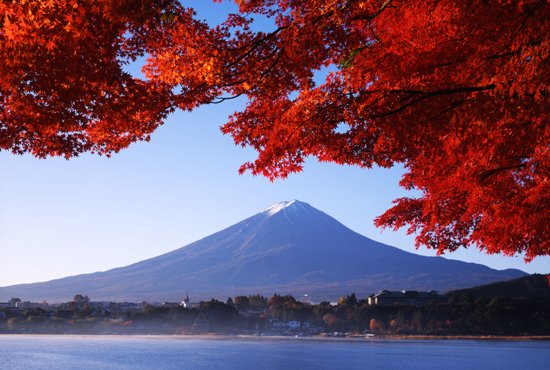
{"left": 1, "top": 335, "right": 548, "bottom": 370}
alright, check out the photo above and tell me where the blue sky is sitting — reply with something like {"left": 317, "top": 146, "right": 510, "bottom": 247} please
{"left": 0, "top": 1, "right": 548, "bottom": 290}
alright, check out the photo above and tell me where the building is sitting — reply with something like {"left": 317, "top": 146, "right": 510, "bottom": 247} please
{"left": 0, "top": 298, "right": 22, "bottom": 309}
{"left": 368, "top": 290, "right": 449, "bottom": 306}
{"left": 181, "top": 293, "right": 201, "bottom": 308}
{"left": 15, "top": 301, "right": 41, "bottom": 309}
{"left": 110, "top": 301, "right": 137, "bottom": 309}
{"left": 0, "top": 302, "right": 12, "bottom": 309}
{"left": 288, "top": 321, "right": 301, "bottom": 330}
{"left": 270, "top": 320, "right": 310, "bottom": 331}
{"left": 88, "top": 301, "right": 109, "bottom": 309}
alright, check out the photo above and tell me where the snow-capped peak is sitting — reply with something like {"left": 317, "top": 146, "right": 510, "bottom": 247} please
{"left": 261, "top": 200, "right": 299, "bottom": 217}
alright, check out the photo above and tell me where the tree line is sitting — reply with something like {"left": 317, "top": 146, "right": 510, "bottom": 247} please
{"left": 2, "top": 292, "right": 549, "bottom": 336}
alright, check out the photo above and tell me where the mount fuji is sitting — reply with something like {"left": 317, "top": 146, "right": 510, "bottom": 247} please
{"left": 0, "top": 200, "right": 527, "bottom": 302}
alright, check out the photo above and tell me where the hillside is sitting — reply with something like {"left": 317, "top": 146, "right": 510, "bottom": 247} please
{"left": 445, "top": 273, "right": 550, "bottom": 299}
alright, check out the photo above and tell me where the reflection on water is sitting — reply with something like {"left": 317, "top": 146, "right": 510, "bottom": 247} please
{"left": 0, "top": 335, "right": 549, "bottom": 370}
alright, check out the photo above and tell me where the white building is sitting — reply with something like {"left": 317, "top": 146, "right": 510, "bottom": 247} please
{"left": 181, "top": 293, "right": 201, "bottom": 308}
{"left": 288, "top": 321, "right": 301, "bottom": 330}
{"left": 270, "top": 320, "right": 308, "bottom": 331}
{"left": 15, "top": 301, "right": 41, "bottom": 309}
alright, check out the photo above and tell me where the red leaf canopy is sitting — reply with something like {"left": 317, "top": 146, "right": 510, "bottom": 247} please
{"left": 2, "top": 0, "right": 549, "bottom": 260}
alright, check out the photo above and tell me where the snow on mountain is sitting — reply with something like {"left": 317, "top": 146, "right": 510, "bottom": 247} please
{"left": 261, "top": 200, "right": 296, "bottom": 216}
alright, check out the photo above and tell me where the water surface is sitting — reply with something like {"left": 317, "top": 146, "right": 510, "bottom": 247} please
{"left": 1, "top": 335, "right": 548, "bottom": 370}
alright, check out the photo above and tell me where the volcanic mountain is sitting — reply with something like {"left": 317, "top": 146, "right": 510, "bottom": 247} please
{"left": 0, "top": 200, "right": 527, "bottom": 302}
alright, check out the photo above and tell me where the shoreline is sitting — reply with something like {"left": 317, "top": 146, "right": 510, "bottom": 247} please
{"left": 2, "top": 333, "right": 549, "bottom": 342}
{"left": 370, "top": 334, "right": 550, "bottom": 341}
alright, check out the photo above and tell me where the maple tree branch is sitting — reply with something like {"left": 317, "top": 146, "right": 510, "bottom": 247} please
{"left": 28, "top": 50, "right": 49, "bottom": 71}
{"left": 390, "top": 85, "right": 497, "bottom": 96}
{"left": 465, "top": 0, "right": 544, "bottom": 84}
{"left": 227, "top": 0, "right": 393, "bottom": 73}
{"left": 209, "top": 93, "right": 244, "bottom": 104}
{"left": 84, "top": 14, "right": 119, "bottom": 89}
{"left": 418, "top": 100, "right": 466, "bottom": 125}
{"left": 171, "top": 82, "right": 209, "bottom": 108}
{"left": 479, "top": 164, "right": 528, "bottom": 179}
{"left": 351, "top": 0, "right": 394, "bottom": 21}
{"left": 368, "top": 24, "right": 382, "bottom": 46}
{"left": 222, "top": 78, "right": 249, "bottom": 88}
{"left": 374, "top": 84, "right": 497, "bottom": 118}
{"left": 225, "top": 26, "right": 289, "bottom": 61}
{"left": 259, "top": 47, "right": 286, "bottom": 80}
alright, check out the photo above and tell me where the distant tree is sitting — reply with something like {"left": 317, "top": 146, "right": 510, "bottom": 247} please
{"left": 26, "top": 315, "right": 45, "bottom": 328}
{"left": 22, "top": 309, "right": 41, "bottom": 318}
{"left": 269, "top": 294, "right": 296, "bottom": 308}
{"left": 68, "top": 301, "right": 77, "bottom": 313}
{"left": 346, "top": 293, "right": 358, "bottom": 306}
{"left": 73, "top": 294, "right": 89, "bottom": 302}
{"left": 370, "top": 318, "right": 385, "bottom": 332}
{"left": 200, "top": 299, "right": 242, "bottom": 327}
{"left": 323, "top": 313, "right": 342, "bottom": 331}
{"left": 411, "top": 310, "right": 424, "bottom": 333}
{"left": 312, "top": 302, "right": 333, "bottom": 326}
{"left": 226, "top": 297, "right": 235, "bottom": 308}
{"left": 234, "top": 296, "right": 249, "bottom": 312}
{"left": 449, "top": 293, "right": 460, "bottom": 305}
{"left": 279, "top": 300, "right": 311, "bottom": 323}
{"left": 460, "top": 291, "right": 475, "bottom": 306}
{"left": 323, "top": 314, "right": 335, "bottom": 331}
{"left": 248, "top": 294, "right": 268, "bottom": 310}
{"left": 142, "top": 304, "right": 169, "bottom": 316}
{"left": 7, "top": 317, "right": 20, "bottom": 331}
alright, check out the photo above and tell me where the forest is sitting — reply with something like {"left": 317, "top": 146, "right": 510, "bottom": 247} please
{"left": 2, "top": 292, "right": 550, "bottom": 337}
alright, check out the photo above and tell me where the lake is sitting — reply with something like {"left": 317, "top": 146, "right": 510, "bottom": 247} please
{"left": 1, "top": 335, "right": 548, "bottom": 370}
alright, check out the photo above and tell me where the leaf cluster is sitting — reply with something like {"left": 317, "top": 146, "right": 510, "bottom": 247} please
{"left": 3, "top": 0, "right": 550, "bottom": 259}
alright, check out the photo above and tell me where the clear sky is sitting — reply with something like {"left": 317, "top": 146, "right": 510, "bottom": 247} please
{"left": 0, "top": 1, "right": 548, "bottom": 290}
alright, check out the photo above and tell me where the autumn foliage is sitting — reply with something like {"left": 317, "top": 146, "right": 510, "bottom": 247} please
{"left": 0, "top": 0, "right": 178, "bottom": 157}
{"left": 1, "top": 1, "right": 549, "bottom": 260}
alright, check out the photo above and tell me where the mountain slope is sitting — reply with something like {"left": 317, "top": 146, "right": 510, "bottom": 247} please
{"left": 0, "top": 200, "right": 527, "bottom": 302}
{"left": 445, "top": 274, "right": 550, "bottom": 299}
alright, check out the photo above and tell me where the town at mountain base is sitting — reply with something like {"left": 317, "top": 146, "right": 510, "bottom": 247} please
{"left": 2, "top": 277, "right": 550, "bottom": 337}
{"left": 0, "top": 201, "right": 527, "bottom": 303}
